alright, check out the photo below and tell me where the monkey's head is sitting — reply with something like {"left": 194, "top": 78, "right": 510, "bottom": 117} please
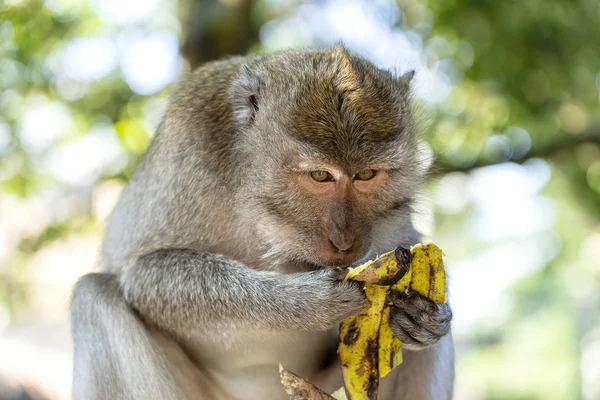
{"left": 232, "top": 45, "right": 425, "bottom": 270}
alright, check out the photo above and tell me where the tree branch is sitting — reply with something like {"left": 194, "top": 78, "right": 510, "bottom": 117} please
{"left": 179, "top": 0, "right": 261, "bottom": 69}
{"left": 431, "top": 128, "right": 600, "bottom": 176}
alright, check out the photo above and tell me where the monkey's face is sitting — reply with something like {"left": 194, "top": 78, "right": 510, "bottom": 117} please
{"left": 237, "top": 106, "right": 423, "bottom": 269}
{"left": 242, "top": 146, "right": 421, "bottom": 269}
{"left": 232, "top": 46, "right": 424, "bottom": 269}
{"left": 286, "top": 162, "right": 393, "bottom": 266}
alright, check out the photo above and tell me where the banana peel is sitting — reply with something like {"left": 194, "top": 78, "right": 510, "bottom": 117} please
{"left": 279, "top": 364, "right": 336, "bottom": 400}
{"left": 278, "top": 365, "right": 349, "bottom": 400}
{"left": 280, "top": 243, "right": 447, "bottom": 400}
{"left": 338, "top": 243, "right": 446, "bottom": 400}
{"left": 337, "top": 282, "right": 389, "bottom": 399}
{"left": 407, "top": 243, "right": 446, "bottom": 303}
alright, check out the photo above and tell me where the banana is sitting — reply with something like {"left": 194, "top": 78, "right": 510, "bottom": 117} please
{"left": 338, "top": 283, "right": 388, "bottom": 400}
{"left": 279, "top": 364, "right": 336, "bottom": 400}
{"left": 377, "top": 305, "right": 402, "bottom": 378}
{"left": 331, "top": 388, "right": 348, "bottom": 400}
{"left": 280, "top": 243, "right": 447, "bottom": 400}
{"left": 279, "top": 364, "right": 351, "bottom": 400}
{"left": 404, "top": 243, "right": 446, "bottom": 303}
{"left": 343, "top": 250, "right": 406, "bottom": 286}
{"left": 338, "top": 243, "right": 447, "bottom": 400}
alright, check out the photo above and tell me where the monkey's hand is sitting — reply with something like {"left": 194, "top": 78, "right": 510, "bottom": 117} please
{"left": 295, "top": 268, "right": 367, "bottom": 331}
{"left": 388, "top": 290, "right": 452, "bottom": 350}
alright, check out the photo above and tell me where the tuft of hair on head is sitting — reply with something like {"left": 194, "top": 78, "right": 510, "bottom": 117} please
{"left": 232, "top": 64, "right": 265, "bottom": 126}
{"left": 397, "top": 69, "right": 415, "bottom": 92}
{"left": 331, "top": 43, "right": 361, "bottom": 94}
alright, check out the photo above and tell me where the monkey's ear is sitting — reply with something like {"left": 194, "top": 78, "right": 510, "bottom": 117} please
{"left": 232, "top": 64, "right": 265, "bottom": 125}
{"left": 397, "top": 70, "right": 415, "bottom": 91}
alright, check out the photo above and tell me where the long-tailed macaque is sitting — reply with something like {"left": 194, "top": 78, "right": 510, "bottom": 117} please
{"left": 71, "top": 45, "right": 454, "bottom": 400}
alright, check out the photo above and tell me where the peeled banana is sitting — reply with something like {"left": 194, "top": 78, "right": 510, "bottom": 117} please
{"left": 280, "top": 243, "right": 447, "bottom": 400}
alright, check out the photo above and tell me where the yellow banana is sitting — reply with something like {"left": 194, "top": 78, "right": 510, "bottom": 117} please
{"left": 338, "top": 283, "right": 388, "bottom": 400}
{"left": 280, "top": 243, "right": 447, "bottom": 400}
{"left": 377, "top": 305, "right": 402, "bottom": 378}
{"left": 338, "top": 243, "right": 447, "bottom": 400}
{"left": 344, "top": 250, "right": 406, "bottom": 286}
{"left": 405, "top": 243, "right": 446, "bottom": 303}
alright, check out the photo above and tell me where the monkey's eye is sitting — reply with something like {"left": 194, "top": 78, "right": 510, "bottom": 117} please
{"left": 310, "top": 170, "right": 334, "bottom": 182}
{"left": 355, "top": 169, "right": 377, "bottom": 181}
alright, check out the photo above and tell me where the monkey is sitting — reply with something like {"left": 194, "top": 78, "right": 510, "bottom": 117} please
{"left": 70, "top": 44, "right": 454, "bottom": 400}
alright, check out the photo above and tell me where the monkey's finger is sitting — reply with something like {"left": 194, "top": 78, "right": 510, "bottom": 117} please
{"left": 387, "top": 320, "right": 430, "bottom": 350}
{"left": 390, "top": 292, "right": 435, "bottom": 318}
{"left": 390, "top": 295, "right": 452, "bottom": 337}
{"left": 391, "top": 292, "right": 451, "bottom": 322}
{"left": 424, "top": 302, "right": 452, "bottom": 336}
{"left": 332, "top": 267, "right": 350, "bottom": 281}
{"left": 389, "top": 311, "right": 440, "bottom": 347}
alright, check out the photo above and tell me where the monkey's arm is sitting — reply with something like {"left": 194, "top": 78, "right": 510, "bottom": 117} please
{"left": 120, "top": 249, "right": 365, "bottom": 337}
{"left": 71, "top": 273, "right": 234, "bottom": 400}
{"left": 71, "top": 273, "right": 186, "bottom": 400}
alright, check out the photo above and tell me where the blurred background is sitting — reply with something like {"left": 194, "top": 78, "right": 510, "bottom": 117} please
{"left": 0, "top": 0, "right": 599, "bottom": 399}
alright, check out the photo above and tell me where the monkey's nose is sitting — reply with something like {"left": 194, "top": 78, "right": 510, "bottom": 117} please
{"left": 329, "top": 234, "right": 355, "bottom": 253}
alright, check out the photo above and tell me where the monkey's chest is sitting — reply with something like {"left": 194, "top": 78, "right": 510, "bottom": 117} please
{"left": 183, "top": 329, "right": 338, "bottom": 400}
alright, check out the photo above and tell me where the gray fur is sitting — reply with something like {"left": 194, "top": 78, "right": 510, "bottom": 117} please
{"left": 71, "top": 45, "right": 454, "bottom": 400}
